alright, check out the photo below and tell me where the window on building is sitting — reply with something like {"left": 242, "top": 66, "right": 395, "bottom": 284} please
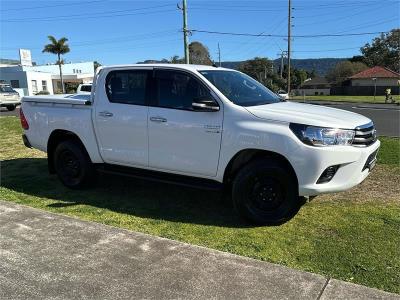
{"left": 31, "top": 80, "right": 38, "bottom": 93}
{"left": 10, "top": 80, "right": 20, "bottom": 88}
{"left": 73, "top": 69, "right": 76, "bottom": 73}
{"left": 42, "top": 80, "right": 48, "bottom": 91}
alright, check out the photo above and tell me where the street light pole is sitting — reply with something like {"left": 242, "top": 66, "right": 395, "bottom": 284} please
{"left": 372, "top": 77, "right": 377, "bottom": 102}
{"left": 218, "top": 42, "right": 221, "bottom": 67}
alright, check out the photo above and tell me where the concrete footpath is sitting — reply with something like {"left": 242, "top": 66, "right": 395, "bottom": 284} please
{"left": 0, "top": 200, "right": 398, "bottom": 300}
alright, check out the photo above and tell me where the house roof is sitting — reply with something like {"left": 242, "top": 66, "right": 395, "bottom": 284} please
{"left": 350, "top": 66, "right": 400, "bottom": 79}
{"left": 301, "top": 77, "right": 330, "bottom": 87}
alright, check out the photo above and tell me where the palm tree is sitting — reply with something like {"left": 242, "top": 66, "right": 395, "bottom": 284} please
{"left": 42, "top": 36, "right": 70, "bottom": 93}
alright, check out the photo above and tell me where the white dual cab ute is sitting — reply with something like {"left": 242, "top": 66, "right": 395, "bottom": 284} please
{"left": 20, "top": 64, "right": 379, "bottom": 225}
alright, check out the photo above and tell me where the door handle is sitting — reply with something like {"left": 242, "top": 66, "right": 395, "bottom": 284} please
{"left": 98, "top": 111, "right": 113, "bottom": 117}
{"left": 150, "top": 116, "right": 167, "bottom": 123}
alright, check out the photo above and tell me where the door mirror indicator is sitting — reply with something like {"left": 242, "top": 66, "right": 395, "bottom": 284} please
{"left": 192, "top": 97, "right": 220, "bottom": 112}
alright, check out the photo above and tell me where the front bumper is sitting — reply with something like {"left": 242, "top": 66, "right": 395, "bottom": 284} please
{"left": 295, "top": 140, "right": 381, "bottom": 196}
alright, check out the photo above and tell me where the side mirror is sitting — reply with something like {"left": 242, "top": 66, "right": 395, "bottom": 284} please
{"left": 192, "top": 96, "right": 220, "bottom": 112}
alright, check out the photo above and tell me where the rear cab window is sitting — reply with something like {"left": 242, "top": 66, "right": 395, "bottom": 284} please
{"left": 80, "top": 85, "right": 91, "bottom": 92}
{"left": 105, "top": 70, "right": 151, "bottom": 105}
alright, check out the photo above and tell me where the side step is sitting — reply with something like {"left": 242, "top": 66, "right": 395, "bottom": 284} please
{"left": 96, "top": 164, "right": 223, "bottom": 191}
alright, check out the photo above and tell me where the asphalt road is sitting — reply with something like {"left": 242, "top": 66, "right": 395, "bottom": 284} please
{"left": 1, "top": 102, "right": 399, "bottom": 137}
{"left": 304, "top": 102, "right": 400, "bottom": 137}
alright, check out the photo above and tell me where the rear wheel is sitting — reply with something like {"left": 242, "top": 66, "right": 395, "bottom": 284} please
{"left": 6, "top": 105, "right": 16, "bottom": 111}
{"left": 53, "top": 140, "right": 94, "bottom": 189}
{"left": 232, "top": 158, "right": 300, "bottom": 225}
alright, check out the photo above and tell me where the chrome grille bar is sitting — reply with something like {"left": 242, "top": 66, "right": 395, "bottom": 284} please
{"left": 353, "top": 122, "right": 377, "bottom": 147}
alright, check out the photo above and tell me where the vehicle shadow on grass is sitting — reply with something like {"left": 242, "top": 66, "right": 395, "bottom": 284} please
{"left": 1, "top": 158, "right": 260, "bottom": 228}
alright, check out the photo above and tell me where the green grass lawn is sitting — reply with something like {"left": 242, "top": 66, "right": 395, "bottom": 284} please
{"left": 291, "top": 95, "right": 400, "bottom": 103}
{"left": 1, "top": 116, "right": 399, "bottom": 294}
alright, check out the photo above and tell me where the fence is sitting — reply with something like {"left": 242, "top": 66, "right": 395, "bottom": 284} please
{"left": 330, "top": 86, "right": 399, "bottom": 96}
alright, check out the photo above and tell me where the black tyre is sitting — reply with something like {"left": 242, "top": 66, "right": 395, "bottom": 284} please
{"left": 232, "top": 158, "right": 300, "bottom": 225}
{"left": 6, "top": 105, "right": 16, "bottom": 111}
{"left": 53, "top": 140, "right": 95, "bottom": 189}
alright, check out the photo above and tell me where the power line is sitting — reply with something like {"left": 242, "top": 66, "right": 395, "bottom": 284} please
{"left": 190, "top": 29, "right": 390, "bottom": 38}
{"left": 0, "top": 0, "right": 106, "bottom": 11}
{"left": 333, "top": 19, "right": 399, "bottom": 34}
{"left": 292, "top": 47, "right": 361, "bottom": 53}
{"left": 189, "top": 7, "right": 284, "bottom": 12}
{"left": 1, "top": 4, "right": 174, "bottom": 22}
{"left": 221, "top": 16, "right": 287, "bottom": 59}
{"left": 0, "top": 29, "right": 181, "bottom": 51}
{"left": 234, "top": 18, "right": 287, "bottom": 59}
{"left": 294, "top": 3, "right": 388, "bottom": 27}
{"left": 294, "top": 0, "right": 398, "bottom": 10}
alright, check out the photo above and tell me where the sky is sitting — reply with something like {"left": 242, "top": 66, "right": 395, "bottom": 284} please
{"left": 0, "top": 0, "right": 399, "bottom": 66}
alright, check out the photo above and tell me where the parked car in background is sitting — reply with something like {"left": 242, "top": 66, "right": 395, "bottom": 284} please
{"left": 20, "top": 64, "right": 379, "bottom": 225}
{"left": 0, "top": 83, "right": 21, "bottom": 111}
{"left": 76, "top": 83, "right": 92, "bottom": 94}
{"left": 277, "top": 90, "right": 289, "bottom": 100}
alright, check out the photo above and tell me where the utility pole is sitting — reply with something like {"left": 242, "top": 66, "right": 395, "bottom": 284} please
{"left": 182, "top": 0, "right": 189, "bottom": 64}
{"left": 217, "top": 42, "right": 221, "bottom": 67}
{"left": 287, "top": 0, "right": 292, "bottom": 94}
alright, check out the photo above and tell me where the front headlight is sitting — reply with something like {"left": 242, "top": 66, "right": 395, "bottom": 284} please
{"left": 290, "top": 123, "right": 355, "bottom": 146}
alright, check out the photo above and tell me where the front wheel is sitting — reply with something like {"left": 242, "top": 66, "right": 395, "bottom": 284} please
{"left": 232, "top": 158, "right": 300, "bottom": 225}
{"left": 53, "top": 140, "right": 95, "bottom": 189}
{"left": 6, "top": 105, "right": 16, "bottom": 111}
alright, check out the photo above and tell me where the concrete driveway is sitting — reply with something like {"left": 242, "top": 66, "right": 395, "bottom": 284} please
{"left": 1, "top": 201, "right": 399, "bottom": 299}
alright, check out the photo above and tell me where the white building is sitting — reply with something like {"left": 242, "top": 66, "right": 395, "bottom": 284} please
{"left": 0, "top": 61, "right": 94, "bottom": 96}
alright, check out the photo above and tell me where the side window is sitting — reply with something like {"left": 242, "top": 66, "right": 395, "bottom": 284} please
{"left": 155, "top": 70, "right": 211, "bottom": 110}
{"left": 105, "top": 70, "right": 149, "bottom": 105}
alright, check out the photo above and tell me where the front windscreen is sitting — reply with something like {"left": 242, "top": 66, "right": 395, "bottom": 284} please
{"left": 199, "top": 70, "right": 280, "bottom": 106}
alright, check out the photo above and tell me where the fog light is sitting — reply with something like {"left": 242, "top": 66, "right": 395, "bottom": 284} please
{"left": 317, "top": 165, "right": 340, "bottom": 184}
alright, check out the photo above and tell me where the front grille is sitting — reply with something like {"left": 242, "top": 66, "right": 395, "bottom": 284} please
{"left": 353, "top": 122, "right": 377, "bottom": 147}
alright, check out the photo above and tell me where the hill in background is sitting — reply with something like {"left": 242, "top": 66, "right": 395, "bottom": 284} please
{"left": 222, "top": 58, "right": 348, "bottom": 76}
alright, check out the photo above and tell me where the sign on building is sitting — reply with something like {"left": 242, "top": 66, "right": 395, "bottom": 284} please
{"left": 19, "top": 49, "right": 32, "bottom": 66}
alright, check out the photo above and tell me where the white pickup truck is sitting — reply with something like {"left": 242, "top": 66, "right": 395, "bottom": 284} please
{"left": 20, "top": 64, "right": 379, "bottom": 224}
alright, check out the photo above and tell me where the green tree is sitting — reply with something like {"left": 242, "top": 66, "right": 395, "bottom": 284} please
{"left": 42, "top": 35, "right": 70, "bottom": 93}
{"left": 93, "top": 61, "right": 102, "bottom": 72}
{"left": 170, "top": 55, "right": 184, "bottom": 64}
{"left": 293, "top": 69, "right": 308, "bottom": 88}
{"left": 361, "top": 29, "right": 400, "bottom": 72}
{"left": 189, "top": 41, "right": 212, "bottom": 65}
{"left": 306, "top": 69, "right": 317, "bottom": 79}
{"left": 239, "top": 57, "right": 272, "bottom": 82}
{"left": 239, "top": 57, "right": 285, "bottom": 91}
{"left": 326, "top": 61, "right": 368, "bottom": 85}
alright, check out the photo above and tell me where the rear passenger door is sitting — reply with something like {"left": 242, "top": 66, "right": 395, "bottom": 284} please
{"left": 148, "top": 69, "right": 223, "bottom": 177}
{"left": 94, "top": 68, "right": 151, "bottom": 167}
